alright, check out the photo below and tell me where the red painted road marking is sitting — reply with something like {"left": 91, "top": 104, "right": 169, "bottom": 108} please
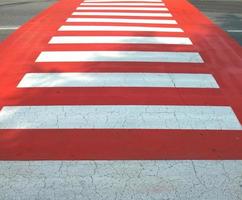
{"left": 0, "top": 0, "right": 242, "bottom": 160}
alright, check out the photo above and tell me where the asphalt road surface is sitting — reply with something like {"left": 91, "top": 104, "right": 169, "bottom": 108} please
{"left": 0, "top": 0, "right": 56, "bottom": 41}
{"left": 0, "top": 0, "right": 241, "bottom": 45}
{"left": 190, "top": 0, "right": 242, "bottom": 45}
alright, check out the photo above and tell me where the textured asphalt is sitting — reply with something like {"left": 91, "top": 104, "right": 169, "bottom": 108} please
{"left": 0, "top": 0, "right": 56, "bottom": 41}
{"left": 190, "top": 0, "right": 242, "bottom": 45}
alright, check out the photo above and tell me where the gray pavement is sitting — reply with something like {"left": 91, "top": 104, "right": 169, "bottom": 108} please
{"left": 190, "top": 0, "right": 242, "bottom": 45}
{"left": 0, "top": 0, "right": 56, "bottom": 41}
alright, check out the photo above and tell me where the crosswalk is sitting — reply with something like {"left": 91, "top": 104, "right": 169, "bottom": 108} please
{"left": 0, "top": 0, "right": 241, "bottom": 132}
{"left": 0, "top": 0, "right": 242, "bottom": 197}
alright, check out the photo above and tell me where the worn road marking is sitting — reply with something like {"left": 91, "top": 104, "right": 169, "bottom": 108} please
{"left": 35, "top": 51, "right": 203, "bottom": 63}
{"left": 17, "top": 73, "right": 218, "bottom": 88}
{"left": 3, "top": 161, "right": 241, "bottom": 199}
{"left": 227, "top": 30, "right": 242, "bottom": 33}
{"left": 0, "top": 106, "right": 241, "bottom": 130}
{"left": 0, "top": 26, "right": 19, "bottom": 30}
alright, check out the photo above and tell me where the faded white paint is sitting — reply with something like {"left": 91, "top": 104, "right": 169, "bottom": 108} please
{"left": 0, "top": 105, "right": 241, "bottom": 130}
{"left": 0, "top": 26, "right": 19, "bottom": 30}
{"left": 227, "top": 30, "right": 242, "bottom": 33}
{"left": 0, "top": 161, "right": 242, "bottom": 200}
{"left": 17, "top": 73, "right": 219, "bottom": 88}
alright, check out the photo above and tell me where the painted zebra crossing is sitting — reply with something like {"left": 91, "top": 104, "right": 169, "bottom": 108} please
{"left": 0, "top": 0, "right": 242, "bottom": 160}
{"left": 0, "top": 0, "right": 241, "bottom": 131}
{"left": 1, "top": 0, "right": 242, "bottom": 198}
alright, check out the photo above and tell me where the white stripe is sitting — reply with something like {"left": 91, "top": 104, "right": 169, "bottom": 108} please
{"left": 81, "top": 3, "right": 165, "bottom": 6}
{"left": 0, "top": 106, "right": 241, "bottom": 130}
{"left": 1, "top": 161, "right": 241, "bottom": 199}
{"left": 49, "top": 36, "right": 192, "bottom": 45}
{"left": 227, "top": 30, "right": 242, "bottom": 33}
{"left": 35, "top": 51, "right": 203, "bottom": 63}
{"left": 17, "top": 73, "right": 218, "bottom": 88}
{"left": 0, "top": 26, "right": 19, "bottom": 30}
{"left": 72, "top": 11, "right": 172, "bottom": 17}
{"left": 58, "top": 25, "right": 183, "bottom": 32}
{"left": 77, "top": 7, "right": 168, "bottom": 11}
{"left": 66, "top": 18, "right": 177, "bottom": 24}
{"left": 84, "top": 0, "right": 163, "bottom": 2}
